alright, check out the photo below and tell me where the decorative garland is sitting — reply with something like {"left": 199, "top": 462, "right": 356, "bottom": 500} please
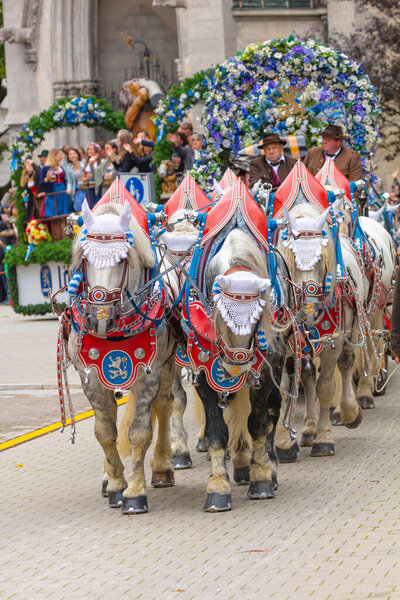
{"left": 6, "top": 266, "right": 66, "bottom": 316}
{"left": 9, "top": 95, "right": 126, "bottom": 240}
{"left": 153, "top": 69, "right": 217, "bottom": 196}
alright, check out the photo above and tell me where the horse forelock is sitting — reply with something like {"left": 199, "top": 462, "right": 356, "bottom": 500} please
{"left": 209, "top": 229, "right": 273, "bottom": 343}
{"left": 71, "top": 202, "right": 155, "bottom": 272}
{"left": 279, "top": 204, "right": 336, "bottom": 284}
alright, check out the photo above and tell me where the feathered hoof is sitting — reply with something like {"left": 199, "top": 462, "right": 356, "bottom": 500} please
{"left": 233, "top": 465, "right": 250, "bottom": 485}
{"left": 108, "top": 489, "right": 125, "bottom": 508}
{"left": 357, "top": 396, "right": 375, "bottom": 410}
{"left": 203, "top": 493, "right": 232, "bottom": 512}
{"left": 271, "top": 472, "right": 278, "bottom": 491}
{"left": 247, "top": 480, "right": 276, "bottom": 500}
{"left": 300, "top": 433, "right": 315, "bottom": 447}
{"left": 172, "top": 453, "right": 192, "bottom": 470}
{"left": 101, "top": 479, "right": 108, "bottom": 497}
{"left": 330, "top": 408, "right": 343, "bottom": 426}
{"left": 310, "top": 442, "right": 335, "bottom": 457}
{"left": 196, "top": 437, "right": 208, "bottom": 452}
{"left": 151, "top": 470, "right": 175, "bottom": 488}
{"left": 276, "top": 442, "right": 300, "bottom": 463}
{"left": 343, "top": 407, "right": 363, "bottom": 429}
{"left": 121, "top": 495, "right": 148, "bottom": 515}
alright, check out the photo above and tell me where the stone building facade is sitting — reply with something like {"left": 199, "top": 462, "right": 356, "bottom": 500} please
{"left": 5, "top": 0, "right": 385, "bottom": 177}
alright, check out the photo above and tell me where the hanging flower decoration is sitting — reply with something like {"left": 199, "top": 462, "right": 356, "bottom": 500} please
{"left": 154, "top": 69, "right": 214, "bottom": 140}
{"left": 26, "top": 219, "right": 52, "bottom": 245}
{"left": 9, "top": 96, "right": 125, "bottom": 170}
{"left": 201, "top": 37, "right": 379, "bottom": 177}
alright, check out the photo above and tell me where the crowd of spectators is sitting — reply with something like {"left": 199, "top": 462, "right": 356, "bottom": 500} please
{"left": 15, "top": 121, "right": 205, "bottom": 221}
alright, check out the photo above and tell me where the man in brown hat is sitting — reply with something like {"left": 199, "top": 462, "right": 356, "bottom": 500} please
{"left": 248, "top": 132, "right": 297, "bottom": 191}
{"left": 303, "top": 125, "right": 363, "bottom": 181}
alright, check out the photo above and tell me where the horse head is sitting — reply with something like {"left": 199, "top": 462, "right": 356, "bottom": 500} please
{"left": 208, "top": 230, "right": 273, "bottom": 376}
{"left": 281, "top": 204, "right": 335, "bottom": 324}
{"left": 73, "top": 200, "right": 154, "bottom": 336}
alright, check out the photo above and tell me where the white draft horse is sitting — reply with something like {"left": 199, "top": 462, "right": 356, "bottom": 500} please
{"left": 194, "top": 228, "right": 289, "bottom": 511}
{"left": 69, "top": 200, "right": 177, "bottom": 514}
{"left": 351, "top": 215, "right": 396, "bottom": 409}
{"left": 276, "top": 203, "right": 364, "bottom": 458}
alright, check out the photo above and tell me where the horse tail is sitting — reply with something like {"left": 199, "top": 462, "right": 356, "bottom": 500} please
{"left": 117, "top": 392, "right": 157, "bottom": 458}
{"left": 224, "top": 387, "right": 252, "bottom": 459}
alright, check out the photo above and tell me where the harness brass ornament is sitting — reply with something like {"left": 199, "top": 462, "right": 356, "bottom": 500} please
{"left": 97, "top": 306, "right": 110, "bottom": 320}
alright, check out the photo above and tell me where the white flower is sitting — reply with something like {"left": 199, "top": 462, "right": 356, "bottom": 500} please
{"left": 194, "top": 91, "right": 200, "bottom": 99}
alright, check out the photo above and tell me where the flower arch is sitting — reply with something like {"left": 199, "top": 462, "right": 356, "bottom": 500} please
{"left": 153, "top": 38, "right": 379, "bottom": 193}
{"left": 202, "top": 37, "right": 379, "bottom": 177}
{"left": 10, "top": 95, "right": 126, "bottom": 237}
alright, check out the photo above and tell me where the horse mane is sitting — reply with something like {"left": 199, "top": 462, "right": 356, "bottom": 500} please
{"left": 71, "top": 202, "right": 155, "bottom": 272}
{"left": 208, "top": 229, "right": 273, "bottom": 340}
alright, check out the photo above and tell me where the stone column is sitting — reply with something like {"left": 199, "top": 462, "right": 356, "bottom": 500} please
{"left": 50, "top": 0, "right": 99, "bottom": 147}
{"left": 175, "top": 0, "right": 236, "bottom": 77}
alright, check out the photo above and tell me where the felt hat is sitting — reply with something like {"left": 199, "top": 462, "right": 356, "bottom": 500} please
{"left": 39, "top": 149, "right": 49, "bottom": 157}
{"left": 257, "top": 132, "right": 286, "bottom": 149}
{"left": 321, "top": 125, "right": 344, "bottom": 139}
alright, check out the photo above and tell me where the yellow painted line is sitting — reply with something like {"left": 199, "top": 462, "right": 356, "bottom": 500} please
{"left": 0, "top": 396, "right": 128, "bottom": 452}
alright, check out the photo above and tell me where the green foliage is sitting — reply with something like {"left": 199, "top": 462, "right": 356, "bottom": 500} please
{"left": 5, "top": 238, "right": 73, "bottom": 267}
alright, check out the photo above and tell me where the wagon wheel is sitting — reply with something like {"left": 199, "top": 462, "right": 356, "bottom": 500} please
{"left": 373, "top": 352, "right": 389, "bottom": 397}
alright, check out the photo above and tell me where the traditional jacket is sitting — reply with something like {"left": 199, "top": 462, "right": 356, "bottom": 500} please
{"left": 391, "top": 266, "right": 400, "bottom": 358}
{"left": 303, "top": 146, "right": 363, "bottom": 181}
{"left": 248, "top": 154, "right": 297, "bottom": 190}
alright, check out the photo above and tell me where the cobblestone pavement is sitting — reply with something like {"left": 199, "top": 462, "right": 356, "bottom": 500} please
{"left": 1, "top": 306, "right": 400, "bottom": 599}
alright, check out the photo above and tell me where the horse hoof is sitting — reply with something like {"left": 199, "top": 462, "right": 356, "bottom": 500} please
{"left": 108, "top": 489, "right": 125, "bottom": 508}
{"left": 310, "top": 442, "right": 335, "bottom": 457}
{"left": 101, "top": 479, "right": 108, "bottom": 497}
{"left": 121, "top": 496, "right": 148, "bottom": 515}
{"left": 203, "top": 493, "right": 232, "bottom": 512}
{"left": 357, "top": 396, "right": 375, "bottom": 410}
{"left": 196, "top": 437, "right": 208, "bottom": 452}
{"left": 330, "top": 408, "right": 343, "bottom": 426}
{"left": 276, "top": 442, "right": 300, "bottom": 463}
{"left": 271, "top": 472, "right": 278, "bottom": 491}
{"left": 300, "top": 434, "right": 315, "bottom": 447}
{"left": 247, "top": 480, "right": 276, "bottom": 499}
{"left": 344, "top": 407, "right": 362, "bottom": 429}
{"left": 172, "top": 453, "right": 192, "bottom": 470}
{"left": 233, "top": 465, "right": 250, "bottom": 485}
{"left": 151, "top": 470, "right": 175, "bottom": 488}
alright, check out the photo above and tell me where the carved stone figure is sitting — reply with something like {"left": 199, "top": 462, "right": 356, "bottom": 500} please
{"left": 119, "top": 78, "right": 164, "bottom": 140}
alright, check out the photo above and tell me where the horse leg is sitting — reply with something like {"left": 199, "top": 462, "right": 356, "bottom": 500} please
{"left": 355, "top": 309, "right": 383, "bottom": 409}
{"left": 247, "top": 366, "right": 280, "bottom": 500}
{"left": 265, "top": 385, "right": 282, "bottom": 490}
{"left": 151, "top": 357, "right": 176, "bottom": 488}
{"left": 275, "top": 361, "right": 300, "bottom": 463}
{"left": 224, "top": 388, "right": 252, "bottom": 485}
{"left": 196, "top": 373, "right": 231, "bottom": 512}
{"left": 120, "top": 360, "right": 164, "bottom": 514}
{"left": 170, "top": 366, "right": 192, "bottom": 469}
{"left": 300, "top": 360, "right": 318, "bottom": 447}
{"left": 338, "top": 344, "right": 363, "bottom": 429}
{"left": 312, "top": 345, "right": 342, "bottom": 456}
{"left": 89, "top": 385, "right": 127, "bottom": 508}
